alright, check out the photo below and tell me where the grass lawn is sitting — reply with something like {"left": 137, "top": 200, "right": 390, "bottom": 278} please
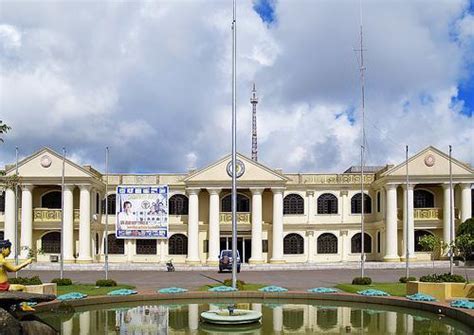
{"left": 335, "top": 283, "right": 407, "bottom": 297}
{"left": 57, "top": 284, "right": 136, "bottom": 296}
{"left": 199, "top": 283, "right": 267, "bottom": 291}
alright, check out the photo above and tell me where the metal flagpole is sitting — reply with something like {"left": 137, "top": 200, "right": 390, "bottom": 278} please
{"left": 449, "top": 145, "right": 454, "bottom": 275}
{"left": 105, "top": 147, "right": 109, "bottom": 280}
{"left": 231, "top": 0, "right": 238, "bottom": 289}
{"left": 405, "top": 145, "right": 409, "bottom": 279}
{"left": 14, "top": 147, "right": 19, "bottom": 277}
{"left": 360, "top": 145, "right": 365, "bottom": 278}
{"left": 60, "top": 147, "right": 66, "bottom": 279}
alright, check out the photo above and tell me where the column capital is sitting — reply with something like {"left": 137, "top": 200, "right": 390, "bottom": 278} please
{"left": 340, "top": 189, "right": 348, "bottom": 196}
{"left": 186, "top": 187, "right": 201, "bottom": 195}
{"left": 64, "top": 184, "right": 75, "bottom": 191}
{"left": 384, "top": 183, "right": 398, "bottom": 191}
{"left": 21, "top": 184, "right": 35, "bottom": 192}
{"left": 250, "top": 187, "right": 265, "bottom": 195}
{"left": 460, "top": 183, "right": 473, "bottom": 190}
{"left": 306, "top": 190, "right": 315, "bottom": 196}
{"left": 78, "top": 184, "right": 91, "bottom": 191}
{"left": 401, "top": 183, "right": 415, "bottom": 190}
{"left": 441, "top": 183, "right": 453, "bottom": 190}
{"left": 206, "top": 187, "right": 222, "bottom": 195}
{"left": 271, "top": 187, "right": 285, "bottom": 194}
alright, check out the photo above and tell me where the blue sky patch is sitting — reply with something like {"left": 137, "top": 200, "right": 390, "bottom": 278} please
{"left": 253, "top": 0, "right": 276, "bottom": 24}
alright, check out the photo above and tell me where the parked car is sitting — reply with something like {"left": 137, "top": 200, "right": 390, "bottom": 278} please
{"left": 218, "top": 250, "right": 241, "bottom": 273}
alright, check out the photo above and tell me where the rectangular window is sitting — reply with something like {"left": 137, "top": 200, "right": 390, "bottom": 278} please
{"left": 262, "top": 240, "right": 268, "bottom": 253}
{"left": 377, "top": 192, "right": 381, "bottom": 212}
{"left": 377, "top": 231, "right": 381, "bottom": 253}
{"left": 203, "top": 240, "right": 209, "bottom": 253}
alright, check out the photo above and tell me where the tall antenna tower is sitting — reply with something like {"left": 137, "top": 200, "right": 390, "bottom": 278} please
{"left": 356, "top": 0, "right": 367, "bottom": 278}
{"left": 250, "top": 83, "right": 258, "bottom": 161}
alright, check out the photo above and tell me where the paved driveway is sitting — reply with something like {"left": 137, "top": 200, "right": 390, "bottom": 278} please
{"left": 22, "top": 267, "right": 474, "bottom": 290}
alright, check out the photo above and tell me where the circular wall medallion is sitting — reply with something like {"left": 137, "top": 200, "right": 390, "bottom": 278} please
{"left": 226, "top": 159, "right": 245, "bottom": 179}
{"left": 40, "top": 155, "right": 52, "bottom": 168}
{"left": 424, "top": 154, "right": 435, "bottom": 167}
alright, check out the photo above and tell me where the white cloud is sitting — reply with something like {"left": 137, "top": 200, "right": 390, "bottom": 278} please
{"left": 0, "top": 0, "right": 472, "bottom": 173}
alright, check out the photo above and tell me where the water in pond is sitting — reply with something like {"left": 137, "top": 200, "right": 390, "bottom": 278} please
{"left": 37, "top": 299, "right": 471, "bottom": 334}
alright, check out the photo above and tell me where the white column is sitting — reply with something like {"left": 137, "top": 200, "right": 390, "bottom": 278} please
{"left": 401, "top": 184, "right": 415, "bottom": 260}
{"left": 273, "top": 306, "right": 283, "bottom": 333}
{"left": 340, "top": 230, "right": 348, "bottom": 262}
{"left": 20, "top": 185, "right": 34, "bottom": 259}
{"left": 186, "top": 188, "right": 200, "bottom": 264}
{"left": 271, "top": 187, "right": 285, "bottom": 263}
{"left": 306, "top": 231, "right": 314, "bottom": 263}
{"left": 188, "top": 304, "right": 199, "bottom": 333}
{"left": 306, "top": 191, "right": 314, "bottom": 223}
{"left": 384, "top": 184, "right": 399, "bottom": 261}
{"left": 207, "top": 188, "right": 221, "bottom": 265}
{"left": 78, "top": 185, "right": 92, "bottom": 263}
{"left": 126, "top": 240, "right": 134, "bottom": 262}
{"left": 461, "top": 184, "right": 472, "bottom": 223}
{"left": 340, "top": 190, "right": 349, "bottom": 223}
{"left": 4, "top": 188, "right": 16, "bottom": 259}
{"left": 159, "top": 240, "right": 166, "bottom": 263}
{"left": 249, "top": 187, "right": 264, "bottom": 264}
{"left": 63, "top": 185, "right": 75, "bottom": 262}
{"left": 443, "top": 184, "right": 454, "bottom": 251}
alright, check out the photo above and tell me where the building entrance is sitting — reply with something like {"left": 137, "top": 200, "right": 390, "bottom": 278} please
{"left": 220, "top": 236, "right": 251, "bottom": 263}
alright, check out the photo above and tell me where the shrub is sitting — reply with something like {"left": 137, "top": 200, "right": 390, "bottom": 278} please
{"left": 399, "top": 276, "right": 417, "bottom": 283}
{"left": 419, "top": 273, "right": 466, "bottom": 283}
{"left": 9, "top": 276, "right": 42, "bottom": 285}
{"left": 51, "top": 278, "right": 73, "bottom": 286}
{"left": 96, "top": 279, "right": 117, "bottom": 287}
{"left": 352, "top": 277, "right": 372, "bottom": 285}
{"left": 223, "top": 279, "right": 245, "bottom": 291}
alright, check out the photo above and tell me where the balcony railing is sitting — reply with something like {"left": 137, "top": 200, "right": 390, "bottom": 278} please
{"left": 396, "top": 207, "right": 459, "bottom": 220}
{"left": 33, "top": 208, "right": 80, "bottom": 222}
{"left": 219, "top": 212, "right": 251, "bottom": 224}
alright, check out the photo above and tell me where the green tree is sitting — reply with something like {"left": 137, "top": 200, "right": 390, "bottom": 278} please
{"left": 419, "top": 234, "right": 446, "bottom": 269}
{"left": 455, "top": 218, "right": 474, "bottom": 262}
{"left": 0, "top": 121, "right": 11, "bottom": 143}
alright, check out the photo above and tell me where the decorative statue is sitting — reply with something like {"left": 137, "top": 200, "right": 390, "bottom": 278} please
{"left": 0, "top": 240, "right": 32, "bottom": 291}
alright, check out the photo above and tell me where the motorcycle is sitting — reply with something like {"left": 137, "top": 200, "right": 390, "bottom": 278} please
{"left": 166, "top": 259, "right": 175, "bottom": 272}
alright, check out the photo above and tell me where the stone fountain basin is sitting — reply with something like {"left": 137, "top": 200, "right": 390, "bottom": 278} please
{"left": 200, "top": 309, "right": 262, "bottom": 325}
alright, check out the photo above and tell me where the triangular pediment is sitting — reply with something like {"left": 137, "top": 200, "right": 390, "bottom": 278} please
{"left": 381, "top": 146, "right": 473, "bottom": 177}
{"left": 5, "top": 147, "right": 98, "bottom": 179}
{"left": 184, "top": 153, "right": 288, "bottom": 183}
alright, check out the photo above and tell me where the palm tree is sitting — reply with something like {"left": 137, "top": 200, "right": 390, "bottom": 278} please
{"left": 0, "top": 121, "right": 11, "bottom": 143}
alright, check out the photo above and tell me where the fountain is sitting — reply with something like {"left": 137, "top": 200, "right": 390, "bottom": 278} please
{"left": 200, "top": 304, "right": 262, "bottom": 325}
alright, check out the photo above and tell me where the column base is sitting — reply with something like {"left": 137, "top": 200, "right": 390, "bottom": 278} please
{"left": 76, "top": 258, "right": 93, "bottom": 264}
{"left": 383, "top": 256, "right": 400, "bottom": 262}
{"left": 249, "top": 258, "right": 265, "bottom": 264}
{"left": 186, "top": 259, "right": 201, "bottom": 265}
{"left": 270, "top": 258, "right": 285, "bottom": 264}
{"left": 206, "top": 260, "right": 219, "bottom": 266}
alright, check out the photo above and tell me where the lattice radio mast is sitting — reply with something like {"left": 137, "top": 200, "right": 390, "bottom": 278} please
{"left": 250, "top": 83, "right": 258, "bottom": 161}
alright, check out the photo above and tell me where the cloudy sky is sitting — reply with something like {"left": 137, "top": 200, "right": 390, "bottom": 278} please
{"left": 0, "top": 0, "right": 473, "bottom": 174}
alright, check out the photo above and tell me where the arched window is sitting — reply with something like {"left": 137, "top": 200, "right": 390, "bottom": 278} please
{"left": 107, "top": 234, "right": 124, "bottom": 254}
{"left": 0, "top": 191, "right": 5, "bottom": 212}
{"left": 414, "top": 230, "right": 434, "bottom": 252}
{"left": 169, "top": 234, "right": 188, "bottom": 255}
{"left": 283, "top": 194, "right": 304, "bottom": 214}
{"left": 95, "top": 193, "right": 100, "bottom": 214}
{"left": 136, "top": 240, "right": 157, "bottom": 255}
{"left": 351, "top": 193, "right": 372, "bottom": 214}
{"left": 169, "top": 194, "right": 189, "bottom": 215}
{"left": 283, "top": 309, "right": 304, "bottom": 330}
{"left": 414, "top": 190, "right": 434, "bottom": 208}
{"left": 283, "top": 233, "right": 304, "bottom": 254}
{"left": 317, "top": 233, "right": 338, "bottom": 254}
{"left": 317, "top": 193, "right": 338, "bottom": 214}
{"left": 101, "top": 194, "right": 116, "bottom": 215}
{"left": 41, "top": 232, "right": 61, "bottom": 253}
{"left": 377, "top": 191, "right": 381, "bottom": 212}
{"left": 221, "top": 194, "right": 250, "bottom": 212}
{"left": 95, "top": 233, "right": 100, "bottom": 254}
{"left": 351, "top": 233, "right": 372, "bottom": 253}
{"left": 41, "top": 191, "right": 62, "bottom": 209}
{"left": 0, "top": 231, "right": 4, "bottom": 240}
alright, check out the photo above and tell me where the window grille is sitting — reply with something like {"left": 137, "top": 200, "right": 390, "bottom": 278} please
{"left": 169, "top": 234, "right": 188, "bottom": 255}
{"left": 169, "top": 194, "right": 189, "bottom": 215}
{"left": 42, "top": 232, "right": 61, "bottom": 253}
{"left": 317, "top": 193, "right": 338, "bottom": 214}
{"left": 317, "top": 233, "right": 338, "bottom": 254}
{"left": 283, "top": 194, "right": 304, "bottom": 214}
{"left": 351, "top": 233, "right": 372, "bottom": 253}
{"left": 136, "top": 239, "right": 157, "bottom": 255}
{"left": 351, "top": 193, "right": 372, "bottom": 214}
{"left": 283, "top": 233, "right": 304, "bottom": 254}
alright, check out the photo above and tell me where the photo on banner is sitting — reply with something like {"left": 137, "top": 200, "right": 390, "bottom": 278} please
{"left": 115, "top": 185, "right": 169, "bottom": 239}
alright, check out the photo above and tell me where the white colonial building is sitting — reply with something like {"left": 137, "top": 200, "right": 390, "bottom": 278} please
{"left": 0, "top": 146, "right": 472, "bottom": 265}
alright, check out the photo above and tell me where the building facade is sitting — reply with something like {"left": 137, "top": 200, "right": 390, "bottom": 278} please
{"left": 0, "top": 146, "right": 472, "bottom": 265}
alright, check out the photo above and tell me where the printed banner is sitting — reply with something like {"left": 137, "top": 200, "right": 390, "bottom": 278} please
{"left": 115, "top": 185, "right": 169, "bottom": 239}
